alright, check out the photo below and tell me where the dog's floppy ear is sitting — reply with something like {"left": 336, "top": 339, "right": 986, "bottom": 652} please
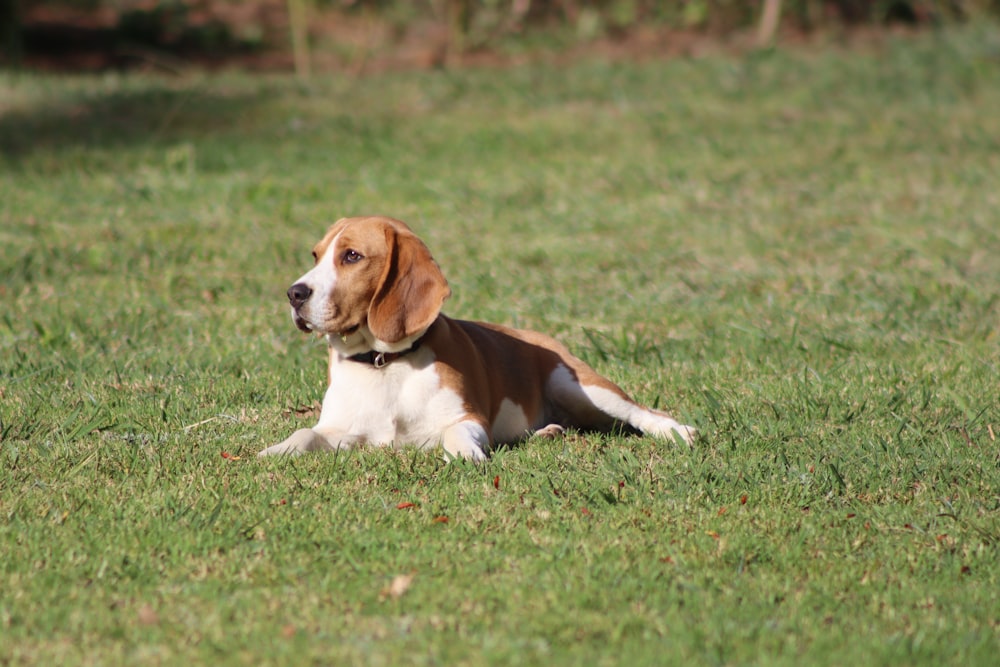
{"left": 368, "top": 225, "right": 450, "bottom": 344}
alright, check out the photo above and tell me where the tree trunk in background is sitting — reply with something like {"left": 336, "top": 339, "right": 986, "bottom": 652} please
{"left": 289, "top": 0, "right": 311, "bottom": 79}
{"left": 757, "top": 0, "right": 782, "bottom": 47}
{"left": 447, "top": 0, "right": 471, "bottom": 66}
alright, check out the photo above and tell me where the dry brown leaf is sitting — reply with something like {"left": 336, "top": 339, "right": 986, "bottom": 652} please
{"left": 381, "top": 573, "right": 415, "bottom": 600}
{"left": 282, "top": 401, "right": 323, "bottom": 419}
{"left": 137, "top": 604, "right": 159, "bottom": 626}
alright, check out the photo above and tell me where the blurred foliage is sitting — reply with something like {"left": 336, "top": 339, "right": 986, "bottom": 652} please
{"left": 2, "top": 1, "right": 271, "bottom": 66}
{"left": 3, "top": 0, "right": 1000, "bottom": 67}
{"left": 325, "top": 0, "right": 1000, "bottom": 31}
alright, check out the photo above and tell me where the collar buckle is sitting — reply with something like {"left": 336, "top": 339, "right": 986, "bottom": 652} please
{"left": 346, "top": 338, "right": 422, "bottom": 368}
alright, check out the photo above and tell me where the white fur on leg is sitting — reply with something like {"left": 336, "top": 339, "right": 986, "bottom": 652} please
{"left": 441, "top": 420, "right": 489, "bottom": 462}
{"left": 258, "top": 428, "right": 336, "bottom": 457}
{"left": 579, "top": 384, "right": 697, "bottom": 446}
{"left": 644, "top": 419, "right": 697, "bottom": 445}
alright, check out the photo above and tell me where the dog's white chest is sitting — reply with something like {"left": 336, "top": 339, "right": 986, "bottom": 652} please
{"left": 316, "top": 350, "right": 465, "bottom": 448}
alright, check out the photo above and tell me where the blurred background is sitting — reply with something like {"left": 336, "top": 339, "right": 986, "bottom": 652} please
{"left": 3, "top": 0, "right": 999, "bottom": 73}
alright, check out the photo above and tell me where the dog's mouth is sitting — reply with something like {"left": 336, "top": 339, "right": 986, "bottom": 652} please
{"left": 292, "top": 312, "right": 314, "bottom": 333}
{"left": 292, "top": 311, "right": 361, "bottom": 340}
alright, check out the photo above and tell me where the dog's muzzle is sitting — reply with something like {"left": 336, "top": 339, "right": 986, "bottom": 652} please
{"left": 288, "top": 283, "right": 314, "bottom": 332}
{"left": 287, "top": 282, "right": 313, "bottom": 309}
{"left": 292, "top": 311, "right": 313, "bottom": 332}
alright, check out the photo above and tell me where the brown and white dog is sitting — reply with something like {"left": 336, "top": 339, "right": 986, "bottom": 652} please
{"left": 258, "top": 216, "right": 695, "bottom": 461}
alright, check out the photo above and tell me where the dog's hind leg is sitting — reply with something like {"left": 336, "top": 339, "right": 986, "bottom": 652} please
{"left": 533, "top": 423, "right": 566, "bottom": 439}
{"left": 546, "top": 364, "right": 696, "bottom": 445}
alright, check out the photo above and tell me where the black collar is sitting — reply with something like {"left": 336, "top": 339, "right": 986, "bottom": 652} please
{"left": 346, "top": 337, "right": 422, "bottom": 369}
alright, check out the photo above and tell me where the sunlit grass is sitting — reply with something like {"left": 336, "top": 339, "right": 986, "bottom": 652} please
{"left": 2, "top": 25, "right": 999, "bottom": 666}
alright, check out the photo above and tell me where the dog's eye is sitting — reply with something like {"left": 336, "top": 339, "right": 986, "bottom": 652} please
{"left": 311, "top": 250, "right": 318, "bottom": 262}
{"left": 343, "top": 249, "right": 363, "bottom": 265}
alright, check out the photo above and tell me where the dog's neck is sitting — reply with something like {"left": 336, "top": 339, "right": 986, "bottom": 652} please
{"left": 326, "top": 324, "right": 429, "bottom": 366}
{"left": 344, "top": 337, "right": 424, "bottom": 368}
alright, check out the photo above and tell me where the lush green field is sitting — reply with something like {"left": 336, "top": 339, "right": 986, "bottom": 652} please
{"left": 2, "top": 25, "right": 999, "bottom": 666}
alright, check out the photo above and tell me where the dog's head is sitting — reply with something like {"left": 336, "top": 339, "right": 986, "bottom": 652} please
{"left": 286, "top": 216, "right": 451, "bottom": 354}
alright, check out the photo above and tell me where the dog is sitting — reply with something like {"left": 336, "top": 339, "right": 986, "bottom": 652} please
{"left": 258, "top": 216, "right": 695, "bottom": 461}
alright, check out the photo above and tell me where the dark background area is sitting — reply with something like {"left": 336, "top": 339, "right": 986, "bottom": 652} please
{"left": 2, "top": 0, "right": 997, "bottom": 73}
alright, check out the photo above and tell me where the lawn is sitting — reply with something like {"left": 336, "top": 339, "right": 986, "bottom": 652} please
{"left": 1, "top": 25, "right": 999, "bottom": 666}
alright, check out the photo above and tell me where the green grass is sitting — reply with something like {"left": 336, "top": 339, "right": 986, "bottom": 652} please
{"left": 2, "top": 25, "right": 999, "bottom": 666}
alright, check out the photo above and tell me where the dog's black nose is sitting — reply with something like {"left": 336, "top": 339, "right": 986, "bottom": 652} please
{"left": 287, "top": 283, "right": 313, "bottom": 309}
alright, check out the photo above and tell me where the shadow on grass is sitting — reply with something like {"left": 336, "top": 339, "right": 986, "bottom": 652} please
{"left": 0, "top": 78, "right": 292, "bottom": 163}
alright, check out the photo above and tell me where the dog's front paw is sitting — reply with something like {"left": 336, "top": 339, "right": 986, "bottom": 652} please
{"left": 258, "top": 428, "right": 335, "bottom": 457}
{"left": 441, "top": 421, "right": 489, "bottom": 463}
{"left": 444, "top": 442, "right": 487, "bottom": 463}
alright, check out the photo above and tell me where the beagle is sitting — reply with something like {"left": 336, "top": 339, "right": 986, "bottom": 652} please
{"left": 259, "top": 216, "right": 695, "bottom": 461}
